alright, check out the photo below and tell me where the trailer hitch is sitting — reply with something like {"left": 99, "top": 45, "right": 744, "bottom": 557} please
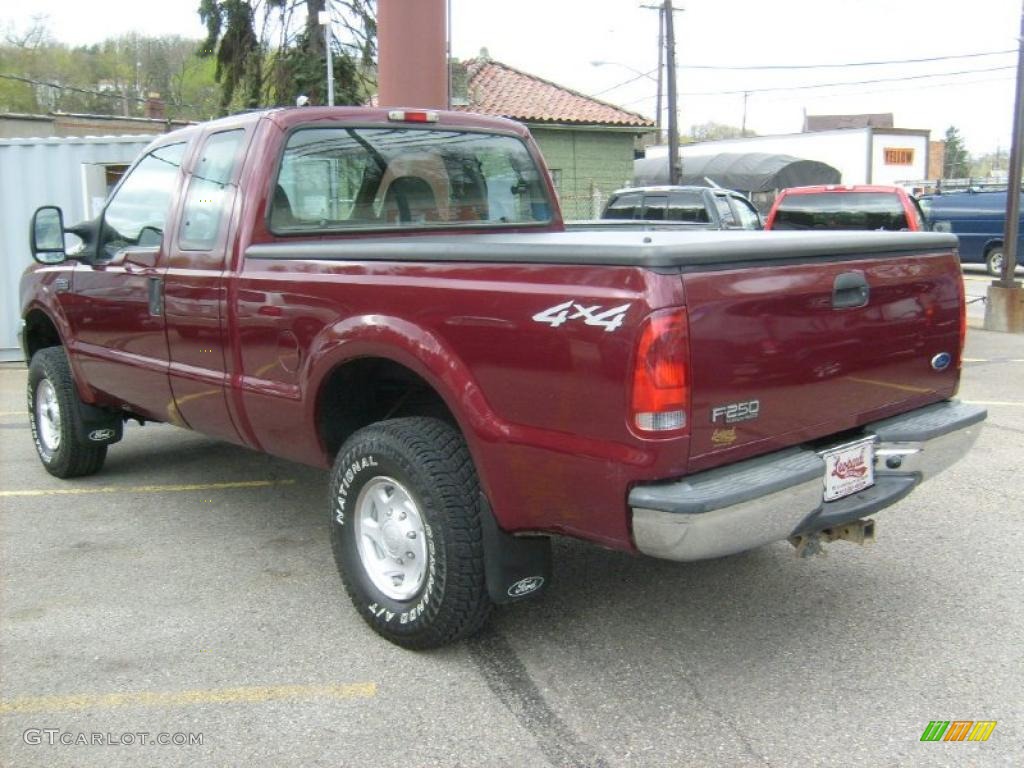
{"left": 789, "top": 518, "right": 876, "bottom": 558}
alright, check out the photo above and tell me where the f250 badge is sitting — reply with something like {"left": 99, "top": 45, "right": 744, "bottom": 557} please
{"left": 532, "top": 300, "right": 630, "bottom": 332}
{"left": 711, "top": 400, "right": 760, "bottom": 424}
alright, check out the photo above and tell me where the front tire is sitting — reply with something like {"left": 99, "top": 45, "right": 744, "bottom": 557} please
{"left": 27, "top": 347, "right": 107, "bottom": 478}
{"left": 985, "top": 246, "right": 1005, "bottom": 277}
{"left": 329, "top": 417, "right": 491, "bottom": 649}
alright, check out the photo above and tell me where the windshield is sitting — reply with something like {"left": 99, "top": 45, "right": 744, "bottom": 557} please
{"left": 270, "top": 127, "right": 552, "bottom": 232}
{"left": 772, "top": 191, "right": 909, "bottom": 231}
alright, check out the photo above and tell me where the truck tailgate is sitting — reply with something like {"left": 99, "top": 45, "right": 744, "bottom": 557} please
{"left": 683, "top": 251, "right": 963, "bottom": 471}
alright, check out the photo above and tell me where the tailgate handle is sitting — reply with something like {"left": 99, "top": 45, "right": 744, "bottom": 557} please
{"left": 833, "top": 272, "right": 869, "bottom": 309}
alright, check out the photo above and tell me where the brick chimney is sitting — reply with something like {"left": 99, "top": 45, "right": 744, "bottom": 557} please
{"left": 377, "top": 0, "right": 448, "bottom": 109}
{"left": 144, "top": 94, "right": 166, "bottom": 120}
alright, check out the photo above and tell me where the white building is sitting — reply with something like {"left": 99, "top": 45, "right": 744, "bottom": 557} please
{"left": 0, "top": 135, "right": 152, "bottom": 361}
{"left": 648, "top": 126, "right": 931, "bottom": 188}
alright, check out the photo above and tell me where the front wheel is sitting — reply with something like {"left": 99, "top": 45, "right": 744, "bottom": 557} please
{"left": 328, "top": 417, "right": 491, "bottom": 649}
{"left": 985, "top": 246, "right": 1005, "bottom": 277}
{"left": 27, "top": 347, "right": 107, "bottom": 478}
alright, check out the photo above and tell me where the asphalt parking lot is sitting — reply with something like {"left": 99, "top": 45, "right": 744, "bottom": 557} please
{"left": 1, "top": 287, "right": 1022, "bottom": 767}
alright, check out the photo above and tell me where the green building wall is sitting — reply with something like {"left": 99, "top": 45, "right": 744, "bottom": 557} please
{"left": 528, "top": 126, "right": 643, "bottom": 221}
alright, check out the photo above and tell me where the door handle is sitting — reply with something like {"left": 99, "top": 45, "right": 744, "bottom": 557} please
{"left": 833, "top": 272, "right": 870, "bottom": 309}
{"left": 147, "top": 277, "right": 163, "bottom": 317}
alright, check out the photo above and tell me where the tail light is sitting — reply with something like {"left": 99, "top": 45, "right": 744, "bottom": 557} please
{"left": 956, "top": 270, "right": 966, "bottom": 371}
{"left": 630, "top": 308, "right": 690, "bottom": 436}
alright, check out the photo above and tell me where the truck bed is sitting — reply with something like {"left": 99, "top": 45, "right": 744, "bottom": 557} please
{"left": 245, "top": 229, "right": 959, "bottom": 268}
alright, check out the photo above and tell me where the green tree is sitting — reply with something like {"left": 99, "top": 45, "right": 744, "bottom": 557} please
{"left": 0, "top": 25, "right": 222, "bottom": 120}
{"left": 198, "top": 0, "right": 376, "bottom": 114}
{"left": 199, "top": 0, "right": 264, "bottom": 111}
{"left": 688, "top": 121, "right": 756, "bottom": 143}
{"left": 0, "top": 16, "right": 53, "bottom": 112}
{"left": 942, "top": 126, "right": 970, "bottom": 179}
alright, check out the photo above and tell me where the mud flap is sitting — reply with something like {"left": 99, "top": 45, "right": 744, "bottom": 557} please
{"left": 479, "top": 495, "right": 551, "bottom": 604}
{"left": 74, "top": 401, "right": 123, "bottom": 446}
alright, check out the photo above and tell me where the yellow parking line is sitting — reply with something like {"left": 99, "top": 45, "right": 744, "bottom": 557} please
{"left": 0, "top": 479, "right": 295, "bottom": 498}
{"left": 0, "top": 682, "right": 376, "bottom": 714}
{"left": 0, "top": 411, "right": 24, "bottom": 417}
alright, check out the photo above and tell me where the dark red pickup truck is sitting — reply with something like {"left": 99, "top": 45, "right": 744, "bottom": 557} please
{"left": 20, "top": 107, "right": 986, "bottom": 648}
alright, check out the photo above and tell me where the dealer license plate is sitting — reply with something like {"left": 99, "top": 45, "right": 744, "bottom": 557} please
{"left": 821, "top": 438, "right": 875, "bottom": 502}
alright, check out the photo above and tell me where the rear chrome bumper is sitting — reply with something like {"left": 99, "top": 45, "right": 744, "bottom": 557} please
{"left": 629, "top": 400, "right": 987, "bottom": 562}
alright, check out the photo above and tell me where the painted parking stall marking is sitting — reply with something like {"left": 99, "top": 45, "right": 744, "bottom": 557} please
{"left": 0, "top": 682, "right": 377, "bottom": 714}
{"left": 0, "top": 479, "right": 296, "bottom": 498}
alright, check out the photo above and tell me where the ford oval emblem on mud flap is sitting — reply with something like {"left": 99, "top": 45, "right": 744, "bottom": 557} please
{"left": 507, "top": 576, "right": 544, "bottom": 598}
{"left": 88, "top": 428, "right": 115, "bottom": 441}
{"left": 931, "top": 352, "right": 952, "bottom": 371}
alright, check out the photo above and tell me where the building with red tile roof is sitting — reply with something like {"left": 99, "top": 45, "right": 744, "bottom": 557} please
{"left": 457, "top": 56, "right": 653, "bottom": 128}
{"left": 452, "top": 52, "right": 656, "bottom": 219}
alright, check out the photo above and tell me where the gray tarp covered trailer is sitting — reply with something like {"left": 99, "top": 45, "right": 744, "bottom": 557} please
{"left": 634, "top": 152, "right": 841, "bottom": 193}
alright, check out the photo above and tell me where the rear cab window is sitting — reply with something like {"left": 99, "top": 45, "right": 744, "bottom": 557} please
{"left": 269, "top": 127, "right": 552, "bottom": 233}
{"left": 604, "top": 192, "right": 642, "bottom": 219}
{"left": 667, "top": 190, "right": 710, "bottom": 223}
{"left": 773, "top": 191, "right": 909, "bottom": 231}
{"left": 642, "top": 194, "right": 668, "bottom": 221}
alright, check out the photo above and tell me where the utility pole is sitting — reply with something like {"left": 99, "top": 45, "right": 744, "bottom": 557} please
{"left": 663, "top": 1, "right": 681, "bottom": 185}
{"left": 655, "top": 10, "right": 664, "bottom": 142}
{"left": 983, "top": 0, "right": 1024, "bottom": 331}
{"left": 741, "top": 91, "right": 749, "bottom": 135}
{"left": 1000, "top": 0, "right": 1023, "bottom": 288}
{"left": 319, "top": 10, "right": 335, "bottom": 106}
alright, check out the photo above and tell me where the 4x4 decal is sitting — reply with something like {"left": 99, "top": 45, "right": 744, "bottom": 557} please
{"left": 532, "top": 300, "right": 630, "bottom": 332}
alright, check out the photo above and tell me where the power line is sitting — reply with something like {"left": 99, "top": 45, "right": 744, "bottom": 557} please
{"left": 679, "top": 49, "right": 1016, "bottom": 71}
{"left": 678, "top": 64, "right": 1016, "bottom": 96}
{"left": 617, "top": 71, "right": 1017, "bottom": 109}
{"left": 590, "top": 68, "right": 659, "bottom": 97}
{"left": 0, "top": 72, "right": 201, "bottom": 110}
{"left": 588, "top": 51, "right": 1016, "bottom": 102}
{"left": 768, "top": 74, "right": 1017, "bottom": 104}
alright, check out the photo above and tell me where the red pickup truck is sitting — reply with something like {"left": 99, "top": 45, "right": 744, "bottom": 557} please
{"left": 20, "top": 107, "right": 985, "bottom": 648}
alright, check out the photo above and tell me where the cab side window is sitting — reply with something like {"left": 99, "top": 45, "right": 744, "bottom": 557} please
{"left": 729, "top": 196, "right": 762, "bottom": 230}
{"left": 179, "top": 130, "right": 245, "bottom": 250}
{"left": 713, "top": 195, "right": 736, "bottom": 227}
{"left": 101, "top": 142, "right": 187, "bottom": 259}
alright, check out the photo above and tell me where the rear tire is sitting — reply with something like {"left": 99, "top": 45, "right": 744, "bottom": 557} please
{"left": 328, "top": 417, "right": 491, "bottom": 649}
{"left": 985, "top": 246, "right": 1005, "bottom": 277}
{"left": 27, "top": 347, "right": 107, "bottom": 478}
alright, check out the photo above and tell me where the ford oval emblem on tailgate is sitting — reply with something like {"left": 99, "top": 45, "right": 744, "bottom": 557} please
{"left": 931, "top": 352, "right": 952, "bottom": 371}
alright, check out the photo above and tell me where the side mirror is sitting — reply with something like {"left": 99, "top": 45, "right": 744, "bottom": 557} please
{"left": 30, "top": 206, "right": 67, "bottom": 264}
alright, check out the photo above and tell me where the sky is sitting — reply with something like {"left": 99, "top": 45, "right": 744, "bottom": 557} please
{"left": 2, "top": 0, "right": 1020, "bottom": 154}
